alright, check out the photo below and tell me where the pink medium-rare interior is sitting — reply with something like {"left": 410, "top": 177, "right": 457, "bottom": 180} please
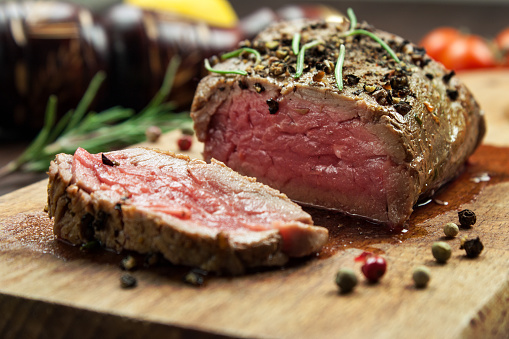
{"left": 204, "top": 90, "right": 412, "bottom": 224}
{"left": 71, "top": 148, "right": 310, "bottom": 234}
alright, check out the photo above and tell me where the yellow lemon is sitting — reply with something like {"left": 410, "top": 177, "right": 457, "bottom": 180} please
{"left": 125, "top": 0, "right": 238, "bottom": 28}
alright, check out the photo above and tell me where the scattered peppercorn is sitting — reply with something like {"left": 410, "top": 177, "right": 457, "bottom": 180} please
{"left": 238, "top": 80, "right": 248, "bottom": 90}
{"left": 267, "top": 98, "right": 279, "bottom": 114}
{"left": 432, "top": 241, "right": 452, "bottom": 263}
{"left": 460, "top": 236, "right": 484, "bottom": 258}
{"left": 335, "top": 268, "right": 358, "bottom": 293}
{"left": 254, "top": 83, "right": 265, "bottom": 93}
{"left": 412, "top": 266, "right": 431, "bottom": 289}
{"left": 344, "top": 74, "right": 360, "bottom": 86}
{"left": 265, "top": 40, "right": 279, "bottom": 50}
{"left": 363, "top": 84, "right": 376, "bottom": 93}
{"left": 177, "top": 135, "right": 193, "bottom": 151}
{"left": 394, "top": 102, "right": 412, "bottom": 115}
{"left": 458, "top": 209, "right": 476, "bottom": 228}
{"left": 145, "top": 125, "right": 162, "bottom": 142}
{"left": 120, "top": 274, "right": 137, "bottom": 289}
{"left": 102, "top": 153, "right": 119, "bottom": 166}
{"left": 361, "top": 256, "right": 387, "bottom": 283}
{"left": 443, "top": 222, "right": 459, "bottom": 238}
{"left": 442, "top": 70, "right": 455, "bottom": 84}
{"left": 446, "top": 89, "right": 459, "bottom": 101}
{"left": 120, "top": 255, "right": 137, "bottom": 271}
{"left": 313, "top": 71, "right": 325, "bottom": 82}
{"left": 183, "top": 269, "right": 207, "bottom": 287}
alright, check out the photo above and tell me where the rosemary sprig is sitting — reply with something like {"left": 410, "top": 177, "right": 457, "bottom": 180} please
{"left": 204, "top": 47, "right": 261, "bottom": 76}
{"left": 335, "top": 44, "right": 346, "bottom": 90}
{"left": 221, "top": 47, "right": 261, "bottom": 64}
{"left": 340, "top": 8, "right": 400, "bottom": 63}
{"left": 343, "top": 29, "right": 401, "bottom": 63}
{"left": 292, "top": 33, "right": 301, "bottom": 55}
{"left": 347, "top": 8, "right": 357, "bottom": 30}
{"left": 333, "top": 8, "right": 400, "bottom": 91}
{"left": 0, "top": 56, "right": 193, "bottom": 176}
{"left": 204, "top": 59, "right": 248, "bottom": 76}
{"left": 294, "top": 40, "right": 323, "bottom": 78}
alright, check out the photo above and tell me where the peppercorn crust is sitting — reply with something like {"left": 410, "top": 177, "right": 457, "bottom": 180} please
{"left": 191, "top": 18, "right": 485, "bottom": 226}
{"left": 47, "top": 148, "right": 328, "bottom": 275}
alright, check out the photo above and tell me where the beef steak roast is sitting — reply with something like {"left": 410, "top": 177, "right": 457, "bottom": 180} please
{"left": 191, "top": 18, "right": 485, "bottom": 227}
{"left": 47, "top": 147, "right": 328, "bottom": 274}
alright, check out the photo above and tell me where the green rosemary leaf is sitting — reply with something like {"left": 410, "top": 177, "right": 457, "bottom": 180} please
{"left": 63, "top": 72, "right": 106, "bottom": 134}
{"left": 292, "top": 33, "right": 301, "bottom": 55}
{"left": 221, "top": 47, "right": 261, "bottom": 64}
{"left": 13, "top": 95, "right": 58, "bottom": 168}
{"left": 294, "top": 40, "right": 323, "bottom": 78}
{"left": 73, "top": 107, "right": 135, "bottom": 134}
{"left": 143, "top": 55, "right": 180, "bottom": 112}
{"left": 0, "top": 56, "right": 192, "bottom": 176}
{"left": 347, "top": 8, "right": 357, "bottom": 31}
{"left": 335, "top": 44, "right": 346, "bottom": 91}
{"left": 204, "top": 59, "right": 248, "bottom": 76}
{"left": 345, "top": 29, "right": 400, "bottom": 63}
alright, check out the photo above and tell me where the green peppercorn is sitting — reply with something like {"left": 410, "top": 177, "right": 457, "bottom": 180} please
{"left": 443, "top": 222, "right": 459, "bottom": 237}
{"left": 432, "top": 241, "right": 452, "bottom": 263}
{"left": 335, "top": 268, "right": 358, "bottom": 294}
{"left": 458, "top": 209, "right": 476, "bottom": 228}
{"left": 412, "top": 266, "right": 431, "bottom": 288}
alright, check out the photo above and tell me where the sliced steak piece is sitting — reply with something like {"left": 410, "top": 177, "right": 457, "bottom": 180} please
{"left": 47, "top": 147, "right": 328, "bottom": 274}
{"left": 191, "top": 19, "right": 485, "bottom": 227}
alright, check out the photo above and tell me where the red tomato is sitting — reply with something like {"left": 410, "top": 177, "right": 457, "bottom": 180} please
{"left": 495, "top": 27, "right": 509, "bottom": 49}
{"left": 419, "top": 27, "right": 461, "bottom": 61}
{"left": 420, "top": 27, "right": 496, "bottom": 71}
{"left": 495, "top": 27, "right": 509, "bottom": 65}
{"left": 438, "top": 35, "right": 496, "bottom": 70}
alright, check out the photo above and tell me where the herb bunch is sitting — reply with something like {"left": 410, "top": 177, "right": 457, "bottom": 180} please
{"left": 0, "top": 57, "right": 193, "bottom": 175}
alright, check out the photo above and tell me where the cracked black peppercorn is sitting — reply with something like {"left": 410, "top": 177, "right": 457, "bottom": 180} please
{"left": 120, "top": 274, "right": 137, "bottom": 289}
{"left": 458, "top": 209, "right": 476, "bottom": 228}
{"left": 446, "top": 89, "right": 459, "bottom": 101}
{"left": 102, "top": 153, "right": 119, "bottom": 166}
{"left": 238, "top": 80, "right": 248, "bottom": 90}
{"left": 394, "top": 102, "right": 412, "bottom": 115}
{"left": 460, "top": 236, "right": 484, "bottom": 258}
{"left": 267, "top": 99, "right": 279, "bottom": 114}
{"left": 253, "top": 83, "right": 265, "bottom": 93}
{"left": 442, "top": 70, "right": 455, "bottom": 84}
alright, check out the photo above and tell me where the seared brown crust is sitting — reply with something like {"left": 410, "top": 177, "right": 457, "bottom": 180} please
{"left": 47, "top": 148, "right": 328, "bottom": 274}
{"left": 191, "top": 18, "right": 485, "bottom": 224}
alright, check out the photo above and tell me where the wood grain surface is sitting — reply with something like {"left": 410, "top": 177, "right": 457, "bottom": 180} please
{"left": 0, "top": 70, "right": 508, "bottom": 339}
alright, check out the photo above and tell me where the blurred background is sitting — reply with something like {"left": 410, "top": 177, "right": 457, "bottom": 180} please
{"left": 0, "top": 0, "right": 508, "bottom": 195}
{"left": 2, "top": 0, "right": 506, "bottom": 43}
{"left": 61, "top": 0, "right": 509, "bottom": 43}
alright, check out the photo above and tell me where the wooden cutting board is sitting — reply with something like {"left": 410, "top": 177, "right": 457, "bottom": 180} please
{"left": 0, "top": 70, "right": 508, "bottom": 339}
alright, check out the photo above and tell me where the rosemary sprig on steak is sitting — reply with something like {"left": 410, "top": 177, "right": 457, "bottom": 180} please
{"left": 335, "top": 44, "right": 346, "bottom": 90}
{"left": 295, "top": 40, "right": 324, "bottom": 78}
{"left": 0, "top": 57, "right": 192, "bottom": 176}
